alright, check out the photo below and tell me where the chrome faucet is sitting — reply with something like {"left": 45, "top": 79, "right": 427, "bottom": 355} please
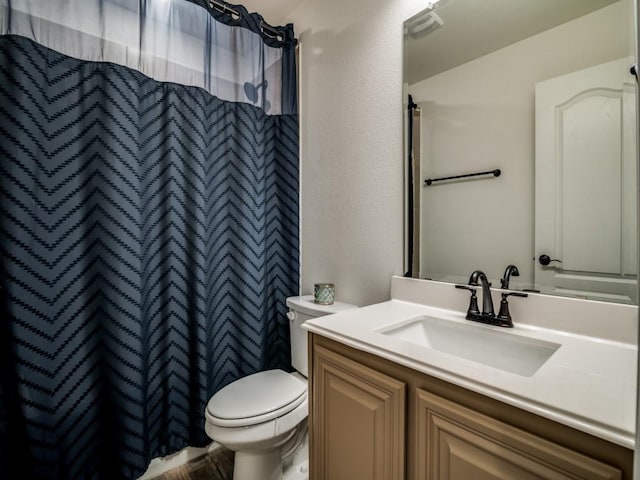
{"left": 455, "top": 269, "right": 527, "bottom": 328}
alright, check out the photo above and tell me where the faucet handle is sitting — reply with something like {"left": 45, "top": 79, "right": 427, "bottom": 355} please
{"left": 455, "top": 284, "right": 474, "bottom": 291}
{"left": 455, "top": 284, "right": 480, "bottom": 318}
{"left": 496, "top": 291, "right": 528, "bottom": 327}
{"left": 503, "top": 291, "right": 528, "bottom": 298}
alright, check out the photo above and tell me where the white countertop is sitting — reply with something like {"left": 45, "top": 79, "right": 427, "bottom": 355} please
{"left": 302, "top": 285, "right": 638, "bottom": 449}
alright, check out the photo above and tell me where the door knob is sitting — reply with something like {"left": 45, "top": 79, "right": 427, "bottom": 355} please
{"left": 538, "top": 254, "right": 562, "bottom": 266}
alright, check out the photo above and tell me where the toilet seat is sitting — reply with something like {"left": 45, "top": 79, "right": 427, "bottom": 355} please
{"left": 206, "top": 369, "right": 307, "bottom": 428}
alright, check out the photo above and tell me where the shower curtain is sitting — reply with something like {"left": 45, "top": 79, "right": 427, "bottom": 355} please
{"left": 0, "top": 1, "right": 299, "bottom": 478}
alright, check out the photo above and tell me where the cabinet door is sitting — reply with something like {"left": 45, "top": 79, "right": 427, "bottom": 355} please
{"left": 312, "top": 345, "right": 405, "bottom": 480}
{"left": 416, "top": 389, "right": 622, "bottom": 480}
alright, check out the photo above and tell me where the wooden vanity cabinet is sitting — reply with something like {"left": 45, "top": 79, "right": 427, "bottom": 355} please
{"left": 308, "top": 334, "right": 633, "bottom": 480}
{"left": 417, "top": 389, "right": 623, "bottom": 480}
{"left": 310, "top": 343, "right": 406, "bottom": 480}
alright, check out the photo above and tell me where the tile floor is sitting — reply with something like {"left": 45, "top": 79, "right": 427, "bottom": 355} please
{"left": 147, "top": 446, "right": 234, "bottom": 480}
{"left": 147, "top": 424, "right": 309, "bottom": 480}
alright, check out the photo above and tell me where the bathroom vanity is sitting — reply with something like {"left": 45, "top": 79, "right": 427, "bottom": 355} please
{"left": 302, "top": 276, "right": 637, "bottom": 479}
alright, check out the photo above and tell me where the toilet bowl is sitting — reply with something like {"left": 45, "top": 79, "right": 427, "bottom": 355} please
{"left": 204, "top": 295, "right": 357, "bottom": 480}
{"left": 205, "top": 370, "right": 308, "bottom": 480}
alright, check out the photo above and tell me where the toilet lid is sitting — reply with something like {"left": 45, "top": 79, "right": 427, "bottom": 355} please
{"left": 207, "top": 369, "right": 306, "bottom": 422}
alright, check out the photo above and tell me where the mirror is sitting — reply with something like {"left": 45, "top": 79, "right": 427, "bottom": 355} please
{"left": 403, "top": 0, "right": 638, "bottom": 304}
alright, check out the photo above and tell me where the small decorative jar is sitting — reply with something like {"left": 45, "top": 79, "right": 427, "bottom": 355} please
{"left": 314, "top": 283, "right": 335, "bottom": 305}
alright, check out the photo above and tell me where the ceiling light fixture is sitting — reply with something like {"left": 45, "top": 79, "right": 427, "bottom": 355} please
{"left": 406, "top": 4, "right": 444, "bottom": 39}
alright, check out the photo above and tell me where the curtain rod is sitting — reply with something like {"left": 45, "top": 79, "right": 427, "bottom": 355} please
{"left": 208, "top": 0, "right": 284, "bottom": 41}
{"left": 209, "top": 0, "right": 240, "bottom": 18}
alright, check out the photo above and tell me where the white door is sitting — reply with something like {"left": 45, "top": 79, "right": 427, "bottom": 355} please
{"left": 534, "top": 57, "right": 637, "bottom": 303}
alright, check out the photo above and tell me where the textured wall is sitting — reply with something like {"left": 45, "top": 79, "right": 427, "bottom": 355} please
{"left": 287, "top": 0, "right": 426, "bottom": 307}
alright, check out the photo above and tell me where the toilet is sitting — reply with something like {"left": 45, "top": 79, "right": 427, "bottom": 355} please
{"left": 204, "top": 295, "right": 358, "bottom": 480}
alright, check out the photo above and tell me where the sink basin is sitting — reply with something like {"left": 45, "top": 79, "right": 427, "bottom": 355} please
{"left": 378, "top": 315, "right": 561, "bottom": 377}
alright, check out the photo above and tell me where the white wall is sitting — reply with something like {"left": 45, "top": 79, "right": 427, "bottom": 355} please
{"left": 286, "top": 0, "right": 429, "bottom": 306}
{"left": 285, "top": 0, "right": 634, "bottom": 305}
{"left": 409, "top": 1, "right": 631, "bottom": 288}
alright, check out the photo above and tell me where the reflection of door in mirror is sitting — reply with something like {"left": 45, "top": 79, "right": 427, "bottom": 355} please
{"left": 535, "top": 57, "right": 637, "bottom": 304}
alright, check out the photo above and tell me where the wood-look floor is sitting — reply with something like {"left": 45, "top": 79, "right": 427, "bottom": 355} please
{"left": 148, "top": 447, "right": 235, "bottom": 480}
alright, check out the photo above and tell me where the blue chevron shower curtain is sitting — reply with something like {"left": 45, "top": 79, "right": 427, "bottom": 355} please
{"left": 0, "top": 1, "right": 299, "bottom": 479}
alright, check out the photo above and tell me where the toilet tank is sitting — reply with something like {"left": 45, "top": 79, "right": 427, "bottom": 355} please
{"left": 286, "top": 295, "right": 358, "bottom": 377}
